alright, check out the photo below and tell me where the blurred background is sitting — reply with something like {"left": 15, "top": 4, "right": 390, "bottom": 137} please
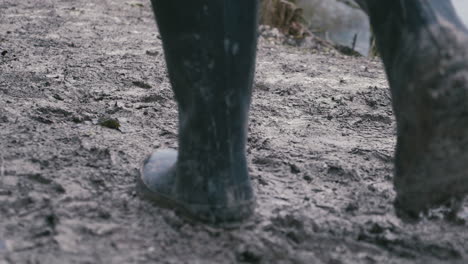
{"left": 261, "top": 0, "right": 468, "bottom": 56}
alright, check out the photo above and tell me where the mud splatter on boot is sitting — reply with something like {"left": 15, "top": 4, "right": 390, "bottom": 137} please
{"left": 364, "top": 0, "right": 468, "bottom": 218}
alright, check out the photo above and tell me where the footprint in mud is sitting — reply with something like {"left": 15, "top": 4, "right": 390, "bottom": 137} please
{"left": 30, "top": 105, "right": 75, "bottom": 124}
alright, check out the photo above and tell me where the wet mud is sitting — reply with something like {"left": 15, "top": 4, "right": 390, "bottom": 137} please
{"left": 0, "top": 0, "right": 467, "bottom": 263}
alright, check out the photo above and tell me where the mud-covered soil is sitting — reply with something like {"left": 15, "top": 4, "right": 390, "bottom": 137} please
{"left": 1, "top": 1, "right": 467, "bottom": 263}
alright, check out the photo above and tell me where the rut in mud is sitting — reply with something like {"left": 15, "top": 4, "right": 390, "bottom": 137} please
{"left": 0, "top": 0, "right": 467, "bottom": 263}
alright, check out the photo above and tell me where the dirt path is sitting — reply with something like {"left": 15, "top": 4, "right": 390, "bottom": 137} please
{"left": 0, "top": 1, "right": 467, "bottom": 263}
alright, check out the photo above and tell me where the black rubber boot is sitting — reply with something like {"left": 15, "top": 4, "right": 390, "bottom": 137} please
{"left": 361, "top": 0, "right": 468, "bottom": 218}
{"left": 138, "top": 0, "right": 258, "bottom": 225}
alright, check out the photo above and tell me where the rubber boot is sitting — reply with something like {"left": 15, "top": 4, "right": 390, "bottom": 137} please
{"left": 138, "top": 0, "right": 258, "bottom": 225}
{"left": 361, "top": 0, "right": 468, "bottom": 218}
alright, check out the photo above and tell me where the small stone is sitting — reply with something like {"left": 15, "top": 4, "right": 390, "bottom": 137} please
{"left": 132, "top": 80, "right": 152, "bottom": 89}
{"left": 98, "top": 118, "right": 120, "bottom": 130}
{"left": 303, "top": 174, "right": 312, "bottom": 182}
{"left": 145, "top": 50, "right": 159, "bottom": 56}
{"left": 290, "top": 163, "right": 300, "bottom": 174}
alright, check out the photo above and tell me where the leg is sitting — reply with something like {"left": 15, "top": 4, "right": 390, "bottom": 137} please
{"left": 358, "top": 0, "right": 468, "bottom": 217}
{"left": 138, "top": 0, "right": 258, "bottom": 225}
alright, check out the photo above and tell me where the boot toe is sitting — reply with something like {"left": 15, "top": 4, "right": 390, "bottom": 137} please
{"left": 137, "top": 149, "right": 255, "bottom": 226}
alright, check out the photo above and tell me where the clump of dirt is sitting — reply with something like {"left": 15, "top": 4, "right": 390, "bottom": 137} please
{"left": 0, "top": 1, "right": 467, "bottom": 263}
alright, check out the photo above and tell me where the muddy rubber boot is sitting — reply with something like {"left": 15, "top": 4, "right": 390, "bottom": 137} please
{"left": 362, "top": 0, "right": 468, "bottom": 218}
{"left": 137, "top": 0, "right": 258, "bottom": 225}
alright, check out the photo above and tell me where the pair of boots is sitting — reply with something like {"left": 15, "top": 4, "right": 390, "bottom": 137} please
{"left": 137, "top": 0, "right": 468, "bottom": 225}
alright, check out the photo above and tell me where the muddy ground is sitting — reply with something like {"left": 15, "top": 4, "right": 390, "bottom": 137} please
{"left": 0, "top": 1, "right": 467, "bottom": 263}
